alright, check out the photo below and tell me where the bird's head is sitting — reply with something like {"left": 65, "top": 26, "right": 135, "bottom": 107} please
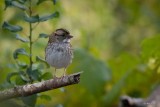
{"left": 49, "top": 28, "right": 73, "bottom": 43}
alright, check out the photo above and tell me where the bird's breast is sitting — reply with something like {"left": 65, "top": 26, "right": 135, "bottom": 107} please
{"left": 45, "top": 43, "right": 73, "bottom": 69}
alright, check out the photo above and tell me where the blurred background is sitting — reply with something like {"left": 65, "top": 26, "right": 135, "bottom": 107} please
{"left": 0, "top": 0, "right": 160, "bottom": 107}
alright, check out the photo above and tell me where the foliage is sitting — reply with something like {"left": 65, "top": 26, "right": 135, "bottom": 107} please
{"left": 1, "top": 0, "right": 59, "bottom": 107}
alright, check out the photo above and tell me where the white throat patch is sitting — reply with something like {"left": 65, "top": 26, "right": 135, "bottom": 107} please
{"left": 63, "top": 38, "right": 70, "bottom": 43}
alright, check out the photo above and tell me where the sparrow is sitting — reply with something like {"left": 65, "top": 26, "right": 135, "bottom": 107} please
{"left": 45, "top": 28, "right": 73, "bottom": 77}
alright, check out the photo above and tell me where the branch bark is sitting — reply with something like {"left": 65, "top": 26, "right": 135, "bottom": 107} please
{"left": 0, "top": 72, "right": 82, "bottom": 102}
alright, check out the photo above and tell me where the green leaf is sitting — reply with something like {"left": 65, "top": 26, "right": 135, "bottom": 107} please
{"left": 37, "top": 0, "right": 48, "bottom": 5}
{"left": 11, "top": 1, "right": 27, "bottom": 10}
{"left": 18, "top": 0, "right": 27, "bottom": 4}
{"left": 18, "top": 62, "right": 28, "bottom": 69}
{"left": 0, "top": 81, "right": 15, "bottom": 90}
{"left": 69, "top": 49, "right": 111, "bottom": 96}
{"left": 4, "top": 0, "right": 27, "bottom": 10}
{"left": 37, "top": 0, "right": 57, "bottom": 5}
{"left": 39, "top": 11, "right": 59, "bottom": 22}
{"left": 13, "top": 48, "right": 29, "bottom": 59}
{"left": 24, "top": 12, "right": 59, "bottom": 23}
{"left": 2, "top": 22, "right": 23, "bottom": 32}
{"left": 39, "top": 33, "right": 49, "bottom": 38}
{"left": 141, "top": 35, "right": 160, "bottom": 60}
{"left": 41, "top": 72, "right": 53, "bottom": 80}
{"left": 24, "top": 14, "right": 40, "bottom": 23}
{"left": 39, "top": 94, "right": 52, "bottom": 101}
{"left": 6, "top": 72, "right": 19, "bottom": 83}
{"left": 36, "top": 56, "right": 50, "bottom": 68}
{"left": 21, "top": 94, "right": 37, "bottom": 107}
{"left": 36, "top": 56, "right": 46, "bottom": 62}
{"left": 15, "top": 74, "right": 26, "bottom": 85}
{"left": 26, "top": 68, "right": 42, "bottom": 81}
{"left": 31, "top": 69, "right": 42, "bottom": 81}
{"left": 16, "top": 34, "right": 29, "bottom": 42}
{"left": 19, "top": 71, "right": 30, "bottom": 82}
{"left": 4, "top": 0, "right": 12, "bottom": 10}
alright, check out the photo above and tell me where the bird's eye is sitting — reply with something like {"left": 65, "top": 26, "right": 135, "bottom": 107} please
{"left": 61, "top": 34, "right": 65, "bottom": 37}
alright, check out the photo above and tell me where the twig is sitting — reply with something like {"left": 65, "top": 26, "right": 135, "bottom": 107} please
{"left": 0, "top": 72, "right": 82, "bottom": 102}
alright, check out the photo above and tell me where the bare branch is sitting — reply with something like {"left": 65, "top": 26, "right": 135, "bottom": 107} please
{"left": 0, "top": 72, "right": 82, "bottom": 102}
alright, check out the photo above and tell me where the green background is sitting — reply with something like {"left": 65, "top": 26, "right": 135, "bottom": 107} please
{"left": 0, "top": 0, "right": 160, "bottom": 106}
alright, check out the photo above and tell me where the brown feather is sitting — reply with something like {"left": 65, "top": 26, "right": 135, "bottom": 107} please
{"left": 48, "top": 33, "right": 57, "bottom": 43}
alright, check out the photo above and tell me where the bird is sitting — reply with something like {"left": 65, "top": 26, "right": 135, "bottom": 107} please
{"left": 45, "top": 28, "right": 73, "bottom": 77}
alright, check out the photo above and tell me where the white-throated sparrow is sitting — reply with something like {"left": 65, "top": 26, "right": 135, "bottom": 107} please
{"left": 45, "top": 28, "right": 73, "bottom": 77}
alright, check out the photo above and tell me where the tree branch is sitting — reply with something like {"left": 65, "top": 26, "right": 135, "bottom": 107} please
{"left": 0, "top": 72, "right": 82, "bottom": 102}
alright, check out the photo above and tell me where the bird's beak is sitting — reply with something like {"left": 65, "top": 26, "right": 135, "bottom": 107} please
{"left": 67, "top": 35, "right": 73, "bottom": 39}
